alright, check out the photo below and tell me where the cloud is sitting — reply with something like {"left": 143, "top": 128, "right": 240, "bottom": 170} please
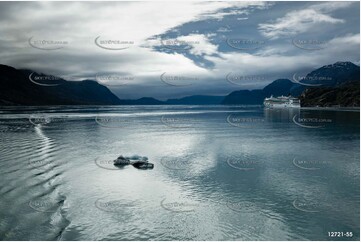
{"left": 112, "top": 32, "right": 360, "bottom": 99}
{"left": 180, "top": 34, "right": 219, "bottom": 56}
{"left": 258, "top": 2, "right": 352, "bottom": 39}
{"left": 0, "top": 2, "right": 248, "bottom": 79}
{"left": 199, "top": 1, "right": 271, "bottom": 20}
{"left": 217, "top": 26, "right": 232, "bottom": 33}
{"left": 0, "top": 2, "right": 268, "bottom": 74}
{"left": 0, "top": 1, "right": 358, "bottom": 99}
{"left": 312, "top": 2, "right": 354, "bottom": 12}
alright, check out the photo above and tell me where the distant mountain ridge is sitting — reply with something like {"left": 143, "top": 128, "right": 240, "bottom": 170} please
{"left": 166, "top": 95, "right": 225, "bottom": 105}
{"left": 120, "top": 95, "right": 225, "bottom": 105}
{"left": 122, "top": 97, "right": 165, "bottom": 105}
{"left": 222, "top": 79, "right": 297, "bottom": 105}
{"left": 0, "top": 62, "right": 359, "bottom": 107}
{"left": 0, "top": 65, "right": 123, "bottom": 105}
{"left": 222, "top": 61, "right": 360, "bottom": 106}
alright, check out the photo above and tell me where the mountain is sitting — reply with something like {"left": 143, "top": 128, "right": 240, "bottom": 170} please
{"left": 0, "top": 65, "right": 122, "bottom": 105}
{"left": 263, "top": 79, "right": 296, "bottom": 97}
{"left": 303, "top": 61, "right": 359, "bottom": 86}
{"left": 222, "top": 62, "right": 360, "bottom": 106}
{"left": 298, "top": 62, "right": 360, "bottom": 107}
{"left": 165, "top": 95, "right": 224, "bottom": 105}
{"left": 300, "top": 81, "right": 359, "bottom": 107}
{"left": 291, "top": 61, "right": 360, "bottom": 96}
{"left": 120, "top": 95, "right": 225, "bottom": 105}
{"left": 1, "top": 62, "right": 358, "bottom": 107}
{"left": 222, "top": 90, "right": 264, "bottom": 105}
{"left": 222, "top": 79, "right": 294, "bottom": 105}
{"left": 122, "top": 97, "right": 165, "bottom": 105}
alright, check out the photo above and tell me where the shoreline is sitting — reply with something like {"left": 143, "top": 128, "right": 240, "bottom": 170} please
{"left": 300, "top": 106, "right": 360, "bottom": 112}
{"left": 0, "top": 104, "right": 359, "bottom": 112}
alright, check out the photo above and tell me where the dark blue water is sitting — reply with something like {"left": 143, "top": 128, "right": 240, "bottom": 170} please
{"left": 0, "top": 106, "right": 359, "bottom": 240}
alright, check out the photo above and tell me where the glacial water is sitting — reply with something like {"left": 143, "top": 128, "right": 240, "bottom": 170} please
{"left": 0, "top": 105, "right": 359, "bottom": 240}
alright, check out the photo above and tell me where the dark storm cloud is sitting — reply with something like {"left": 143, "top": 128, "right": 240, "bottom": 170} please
{"left": 0, "top": 1, "right": 359, "bottom": 99}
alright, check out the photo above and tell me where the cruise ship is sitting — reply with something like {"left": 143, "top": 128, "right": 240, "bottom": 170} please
{"left": 264, "top": 95, "right": 301, "bottom": 108}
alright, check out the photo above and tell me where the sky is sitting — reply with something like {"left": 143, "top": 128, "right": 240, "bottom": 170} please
{"left": 0, "top": 1, "right": 359, "bottom": 100}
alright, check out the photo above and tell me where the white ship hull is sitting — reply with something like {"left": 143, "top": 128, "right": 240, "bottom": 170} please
{"left": 264, "top": 102, "right": 300, "bottom": 108}
{"left": 263, "top": 95, "right": 301, "bottom": 108}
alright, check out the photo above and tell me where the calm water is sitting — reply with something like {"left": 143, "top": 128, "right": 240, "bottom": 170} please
{"left": 0, "top": 105, "right": 359, "bottom": 240}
